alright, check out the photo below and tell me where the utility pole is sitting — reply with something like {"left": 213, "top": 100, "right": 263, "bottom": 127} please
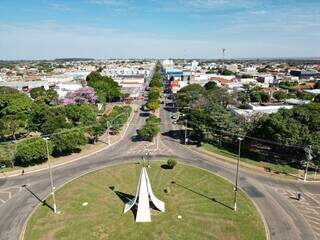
{"left": 106, "top": 121, "right": 111, "bottom": 145}
{"left": 44, "top": 137, "right": 57, "bottom": 214}
{"left": 304, "top": 145, "right": 313, "bottom": 182}
{"left": 184, "top": 120, "right": 188, "bottom": 144}
{"left": 234, "top": 136, "right": 243, "bottom": 211}
{"left": 222, "top": 48, "right": 226, "bottom": 69}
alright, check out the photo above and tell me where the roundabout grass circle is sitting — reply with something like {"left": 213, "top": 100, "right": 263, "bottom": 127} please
{"left": 24, "top": 161, "right": 266, "bottom": 240}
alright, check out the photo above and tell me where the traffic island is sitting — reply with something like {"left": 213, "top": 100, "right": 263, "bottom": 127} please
{"left": 24, "top": 161, "right": 267, "bottom": 240}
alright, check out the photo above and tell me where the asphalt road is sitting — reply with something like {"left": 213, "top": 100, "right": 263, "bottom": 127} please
{"left": 0, "top": 95, "right": 319, "bottom": 240}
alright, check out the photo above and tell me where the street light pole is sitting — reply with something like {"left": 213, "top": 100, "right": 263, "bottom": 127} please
{"left": 44, "top": 137, "right": 57, "bottom": 214}
{"left": 234, "top": 136, "right": 243, "bottom": 211}
{"left": 106, "top": 121, "right": 111, "bottom": 145}
{"left": 304, "top": 145, "right": 313, "bottom": 182}
{"left": 184, "top": 120, "right": 188, "bottom": 144}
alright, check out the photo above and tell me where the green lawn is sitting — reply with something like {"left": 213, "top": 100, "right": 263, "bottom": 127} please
{"left": 24, "top": 161, "right": 266, "bottom": 240}
{"left": 202, "top": 143, "right": 300, "bottom": 175}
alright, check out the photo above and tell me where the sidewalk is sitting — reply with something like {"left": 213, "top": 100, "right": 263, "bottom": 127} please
{"left": 0, "top": 104, "right": 138, "bottom": 179}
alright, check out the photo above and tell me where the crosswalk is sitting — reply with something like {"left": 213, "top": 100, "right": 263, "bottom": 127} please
{"left": 275, "top": 188, "right": 320, "bottom": 239}
{"left": 125, "top": 139, "right": 174, "bottom": 157}
{"left": 0, "top": 187, "right": 22, "bottom": 208}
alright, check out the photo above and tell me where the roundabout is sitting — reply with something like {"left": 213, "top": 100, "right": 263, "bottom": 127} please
{"left": 24, "top": 161, "right": 266, "bottom": 240}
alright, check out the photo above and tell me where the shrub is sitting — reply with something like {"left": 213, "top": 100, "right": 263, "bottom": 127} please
{"left": 167, "top": 159, "right": 177, "bottom": 169}
{"left": 15, "top": 138, "right": 52, "bottom": 166}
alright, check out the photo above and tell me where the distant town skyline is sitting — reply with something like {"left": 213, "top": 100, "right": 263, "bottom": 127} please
{"left": 0, "top": 0, "right": 319, "bottom": 60}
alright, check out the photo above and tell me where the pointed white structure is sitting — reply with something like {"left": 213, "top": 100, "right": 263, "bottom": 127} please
{"left": 123, "top": 167, "right": 165, "bottom": 222}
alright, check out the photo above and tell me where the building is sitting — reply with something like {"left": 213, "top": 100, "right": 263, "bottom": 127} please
{"left": 0, "top": 80, "right": 52, "bottom": 91}
{"left": 229, "top": 103, "right": 293, "bottom": 121}
{"left": 290, "top": 70, "right": 320, "bottom": 79}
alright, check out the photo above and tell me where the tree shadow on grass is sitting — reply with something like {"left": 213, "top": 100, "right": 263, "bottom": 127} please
{"left": 161, "top": 164, "right": 173, "bottom": 170}
{"left": 22, "top": 184, "right": 55, "bottom": 212}
{"left": 171, "top": 181, "right": 233, "bottom": 211}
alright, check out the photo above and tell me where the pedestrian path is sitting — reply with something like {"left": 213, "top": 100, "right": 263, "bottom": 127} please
{"left": 275, "top": 188, "right": 320, "bottom": 239}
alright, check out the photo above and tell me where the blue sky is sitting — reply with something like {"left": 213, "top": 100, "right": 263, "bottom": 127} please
{"left": 0, "top": 0, "right": 319, "bottom": 59}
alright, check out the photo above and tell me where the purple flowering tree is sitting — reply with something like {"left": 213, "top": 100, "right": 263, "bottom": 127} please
{"left": 60, "top": 87, "right": 97, "bottom": 105}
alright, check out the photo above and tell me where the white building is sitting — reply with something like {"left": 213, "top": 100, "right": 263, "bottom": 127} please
{"left": 191, "top": 60, "right": 199, "bottom": 69}
{"left": 162, "top": 59, "right": 174, "bottom": 67}
{"left": 55, "top": 83, "right": 83, "bottom": 98}
{"left": 0, "top": 80, "right": 52, "bottom": 91}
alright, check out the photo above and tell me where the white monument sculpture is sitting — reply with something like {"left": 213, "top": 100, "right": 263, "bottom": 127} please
{"left": 123, "top": 167, "right": 165, "bottom": 222}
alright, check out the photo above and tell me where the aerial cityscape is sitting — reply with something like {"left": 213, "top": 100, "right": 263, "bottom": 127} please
{"left": 0, "top": 1, "right": 319, "bottom": 240}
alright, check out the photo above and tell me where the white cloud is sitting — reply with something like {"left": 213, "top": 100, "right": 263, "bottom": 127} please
{"left": 0, "top": 22, "right": 319, "bottom": 60}
{"left": 49, "top": 3, "right": 72, "bottom": 12}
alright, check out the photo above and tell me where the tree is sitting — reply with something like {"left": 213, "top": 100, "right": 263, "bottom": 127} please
{"left": 148, "top": 87, "right": 161, "bottom": 100}
{"left": 147, "top": 100, "right": 160, "bottom": 111}
{"left": 296, "top": 91, "right": 314, "bottom": 100}
{"left": 61, "top": 87, "right": 97, "bottom": 105}
{"left": 63, "top": 104, "right": 97, "bottom": 127}
{"left": 15, "top": 138, "right": 51, "bottom": 166}
{"left": 86, "top": 71, "right": 121, "bottom": 102}
{"left": 218, "top": 69, "right": 234, "bottom": 76}
{"left": 137, "top": 115, "right": 160, "bottom": 141}
{"left": 29, "top": 87, "right": 58, "bottom": 105}
{"left": 249, "top": 91, "right": 262, "bottom": 102}
{"left": 273, "top": 91, "right": 287, "bottom": 102}
{"left": 204, "top": 81, "right": 218, "bottom": 91}
{"left": 176, "top": 84, "right": 205, "bottom": 109}
{"left": 30, "top": 87, "right": 46, "bottom": 100}
{"left": 313, "top": 94, "right": 320, "bottom": 103}
{"left": 51, "top": 128, "right": 87, "bottom": 155}
{"left": 260, "top": 92, "right": 271, "bottom": 103}
{"left": 28, "top": 103, "right": 50, "bottom": 132}
{"left": 0, "top": 113, "right": 28, "bottom": 140}
{"left": 0, "top": 92, "right": 32, "bottom": 117}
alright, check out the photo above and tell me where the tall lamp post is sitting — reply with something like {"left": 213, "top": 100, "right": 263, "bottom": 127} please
{"left": 234, "top": 136, "right": 243, "bottom": 211}
{"left": 304, "top": 145, "right": 313, "bottom": 182}
{"left": 44, "top": 137, "right": 57, "bottom": 214}
{"left": 184, "top": 119, "right": 188, "bottom": 145}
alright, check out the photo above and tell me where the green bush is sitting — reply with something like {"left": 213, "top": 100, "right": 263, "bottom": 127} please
{"left": 15, "top": 138, "right": 51, "bottom": 166}
{"left": 51, "top": 128, "right": 87, "bottom": 155}
{"left": 167, "top": 159, "right": 177, "bottom": 169}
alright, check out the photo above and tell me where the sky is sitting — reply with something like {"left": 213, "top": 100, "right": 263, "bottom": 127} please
{"left": 0, "top": 0, "right": 319, "bottom": 60}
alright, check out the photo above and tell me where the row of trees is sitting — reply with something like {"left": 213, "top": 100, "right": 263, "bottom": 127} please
{"left": 176, "top": 82, "right": 239, "bottom": 144}
{"left": 146, "top": 63, "right": 163, "bottom": 111}
{"left": 137, "top": 63, "right": 163, "bottom": 140}
{"left": 0, "top": 85, "right": 132, "bottom": 167}
{"left": 174, "top": 82, "right": 320, "bottom": 168}
{"left": 137, "top": 115, "right": 161, "bottom": 141}
{"left": 3, "top": 105, "right": 131, "bottom": 167}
